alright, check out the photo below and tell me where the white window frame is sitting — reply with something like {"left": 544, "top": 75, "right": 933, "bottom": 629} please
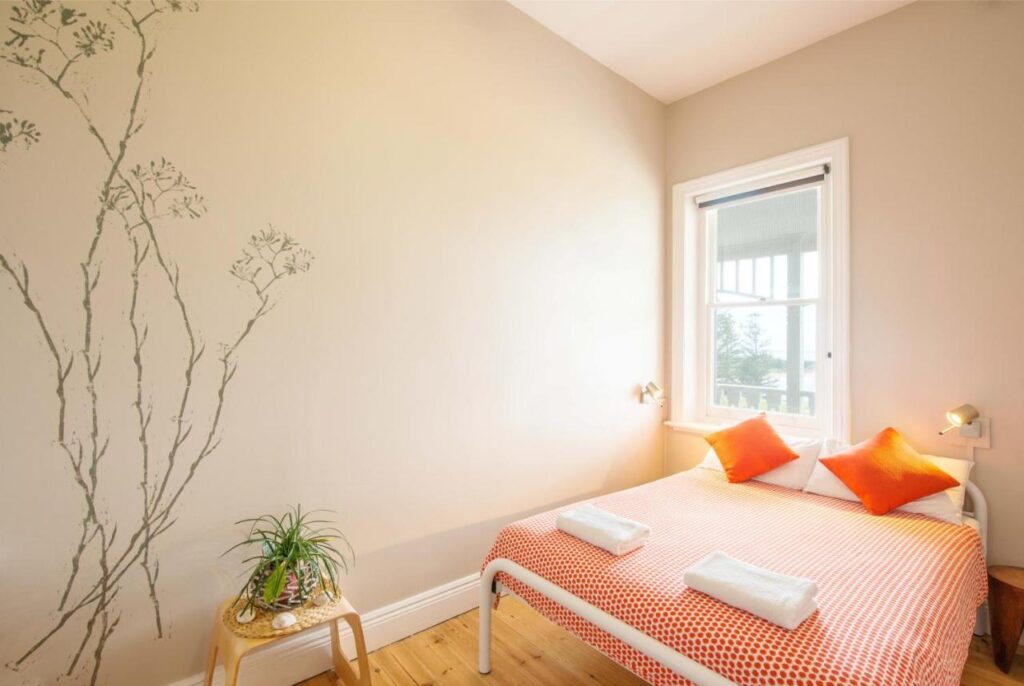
{"left": 668, "top": 138, "right": 850, "bottom": 441}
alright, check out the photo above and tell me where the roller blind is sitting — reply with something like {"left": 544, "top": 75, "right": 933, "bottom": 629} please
{"left": 696, "top": 164, "right": 829, "bottom": 210}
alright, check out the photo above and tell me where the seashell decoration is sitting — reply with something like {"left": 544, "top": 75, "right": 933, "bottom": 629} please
{"left": 312, "top": 592, "right": 330, "bottom": 607}
{"left": 236, "top": 606, "right": 256, "bottom": 624}
{"left": 272, "top": 611, "right": 298, "bottom": 630}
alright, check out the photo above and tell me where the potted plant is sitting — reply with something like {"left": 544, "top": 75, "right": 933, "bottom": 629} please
{"left": 228, "top": 505, "right": 354, "bottom": 613}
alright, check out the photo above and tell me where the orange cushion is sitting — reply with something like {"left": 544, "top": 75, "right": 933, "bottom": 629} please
{"left": 820, "top": 427, "right": 959, "bottom": 515}
{"left": 705, "top": 415, "right": 799, "bottom": 483}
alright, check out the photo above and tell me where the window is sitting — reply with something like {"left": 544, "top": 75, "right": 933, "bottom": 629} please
{"left": 670, "top": 139, "right": 849, "bottom": 440}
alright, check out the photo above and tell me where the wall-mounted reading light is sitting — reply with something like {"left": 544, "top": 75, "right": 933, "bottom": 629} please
{"left": 939, "top": 403, "right": 980, "bottom": 436}
{"left": 641, "top": 382, "right": 665, "bottom": 407}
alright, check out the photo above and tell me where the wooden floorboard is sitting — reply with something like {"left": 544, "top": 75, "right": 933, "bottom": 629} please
{"left": 298, "top": 597, "right": 1024, "bottom": 686}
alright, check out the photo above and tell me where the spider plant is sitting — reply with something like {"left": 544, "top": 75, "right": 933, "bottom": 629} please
{"left": 226, "top": 505, "right": 354, "bottom": 612}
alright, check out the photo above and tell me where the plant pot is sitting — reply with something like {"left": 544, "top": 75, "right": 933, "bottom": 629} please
{"left": 250, "top": 562, "right": 320, "bottom": 611}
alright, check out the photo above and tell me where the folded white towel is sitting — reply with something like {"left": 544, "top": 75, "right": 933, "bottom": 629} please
{"left": 683, "top": 551, "right": 818, "bottom": 630}
{"left": 556, "top": 504, "right": 650, "bottom": 556}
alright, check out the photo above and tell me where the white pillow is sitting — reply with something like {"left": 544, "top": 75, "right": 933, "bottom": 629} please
{"left": 803, "top": 439, "right": 974, "bottom": 524}
{"left": 699, "top": 437, "right": 823, "bottom": 491}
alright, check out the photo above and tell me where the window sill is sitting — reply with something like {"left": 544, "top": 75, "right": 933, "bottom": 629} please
{"left": 663, "top": 420, "right": 722, "bottom": 436}
{"left": 665, "top": 419, "right": 825, "bottom": 440}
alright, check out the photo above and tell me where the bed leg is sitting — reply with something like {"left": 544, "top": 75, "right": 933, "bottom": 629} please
{"left": 976, "top": 602, "right": 990, "bottom": 636}
{"left": 479, "top": 562, "right": 497, "bottom": 674}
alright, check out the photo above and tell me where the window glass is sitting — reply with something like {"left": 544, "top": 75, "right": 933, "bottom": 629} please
{"left": 709, "top": 187, "right": 820, "bottom": 418}
{"left": 715, "top": 189, "right": 818, "bottom": 302}
{"left": 712, "top": 304, "right": 817, "bottom": 417}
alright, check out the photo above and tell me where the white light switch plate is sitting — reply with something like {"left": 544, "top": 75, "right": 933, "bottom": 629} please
{"left": 959, "top": 422, "right": 982, "bottom": 438}
{"left": 949, "top": 417, "right": 991, "bottom": 451}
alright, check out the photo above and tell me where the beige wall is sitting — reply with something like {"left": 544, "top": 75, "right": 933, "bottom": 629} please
{"left": 0, "top": 2, "right": 665, "bottom": 683}
{"left": 665, "top": 1, "right": 1024, "bottom": 565}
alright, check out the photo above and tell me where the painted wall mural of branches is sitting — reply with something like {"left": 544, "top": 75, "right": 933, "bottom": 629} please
{"left": 0, "top": 108, "right": 40, "bottom": 152}
{"left": 1, "top": 1, "right": 314, "bottom": 683}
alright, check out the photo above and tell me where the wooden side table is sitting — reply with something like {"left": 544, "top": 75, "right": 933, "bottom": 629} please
{"left": 989, "top": 565, "right": 1024, "bottom": 673}
{"left": 203, "top": 596, "right": 371, "bottom": 686}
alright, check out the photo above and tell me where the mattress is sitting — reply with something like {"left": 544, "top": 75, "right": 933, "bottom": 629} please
{"left": 482, "top": 469, "right": 987, "bottom": 686}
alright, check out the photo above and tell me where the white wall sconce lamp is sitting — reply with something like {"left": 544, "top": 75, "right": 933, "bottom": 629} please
{"left": 939, "top": 403, "right": 981, "bottom": 437}
{"left": 641, "top": 382, "right": 665, "bottom": 407}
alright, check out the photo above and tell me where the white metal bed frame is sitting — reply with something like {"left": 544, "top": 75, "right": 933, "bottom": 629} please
{"left": 478, "top": 481, "right": 988, "bottom": 686}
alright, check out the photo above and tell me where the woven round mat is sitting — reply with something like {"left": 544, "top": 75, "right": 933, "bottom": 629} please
{"left": 223, "top": 585, "right": 344, "bottom": 639}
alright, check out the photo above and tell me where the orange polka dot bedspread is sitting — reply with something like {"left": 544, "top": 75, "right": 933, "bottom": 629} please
{"left": 482, "top": 469, "right": 987, "bottom": 686}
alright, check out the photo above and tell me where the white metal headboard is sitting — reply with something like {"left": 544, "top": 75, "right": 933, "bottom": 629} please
{"left": 964, "top": 480, "right": 988, "bottom": 558}
{"left": 964, "top": 480, "right": 989, "bottom": 636}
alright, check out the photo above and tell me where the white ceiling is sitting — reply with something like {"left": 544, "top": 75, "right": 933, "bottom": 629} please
{"left": 508, "top": 0, "right": 912, "bottom": 103}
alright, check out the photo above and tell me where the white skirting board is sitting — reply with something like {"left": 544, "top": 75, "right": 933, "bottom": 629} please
{"left": 168, "top": 573, "right": 479, "bottom": 686}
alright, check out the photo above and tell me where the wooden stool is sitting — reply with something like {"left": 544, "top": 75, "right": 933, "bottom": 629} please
{"left": 989, "top": 565, "right": 1024, "bottom": 673}
{"left": 204, "top": 596, "right": 371, "bottom": 686}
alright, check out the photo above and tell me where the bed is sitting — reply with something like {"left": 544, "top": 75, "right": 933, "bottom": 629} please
{"left": 478, "top": 468, "right": 988, "bottom": 686}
